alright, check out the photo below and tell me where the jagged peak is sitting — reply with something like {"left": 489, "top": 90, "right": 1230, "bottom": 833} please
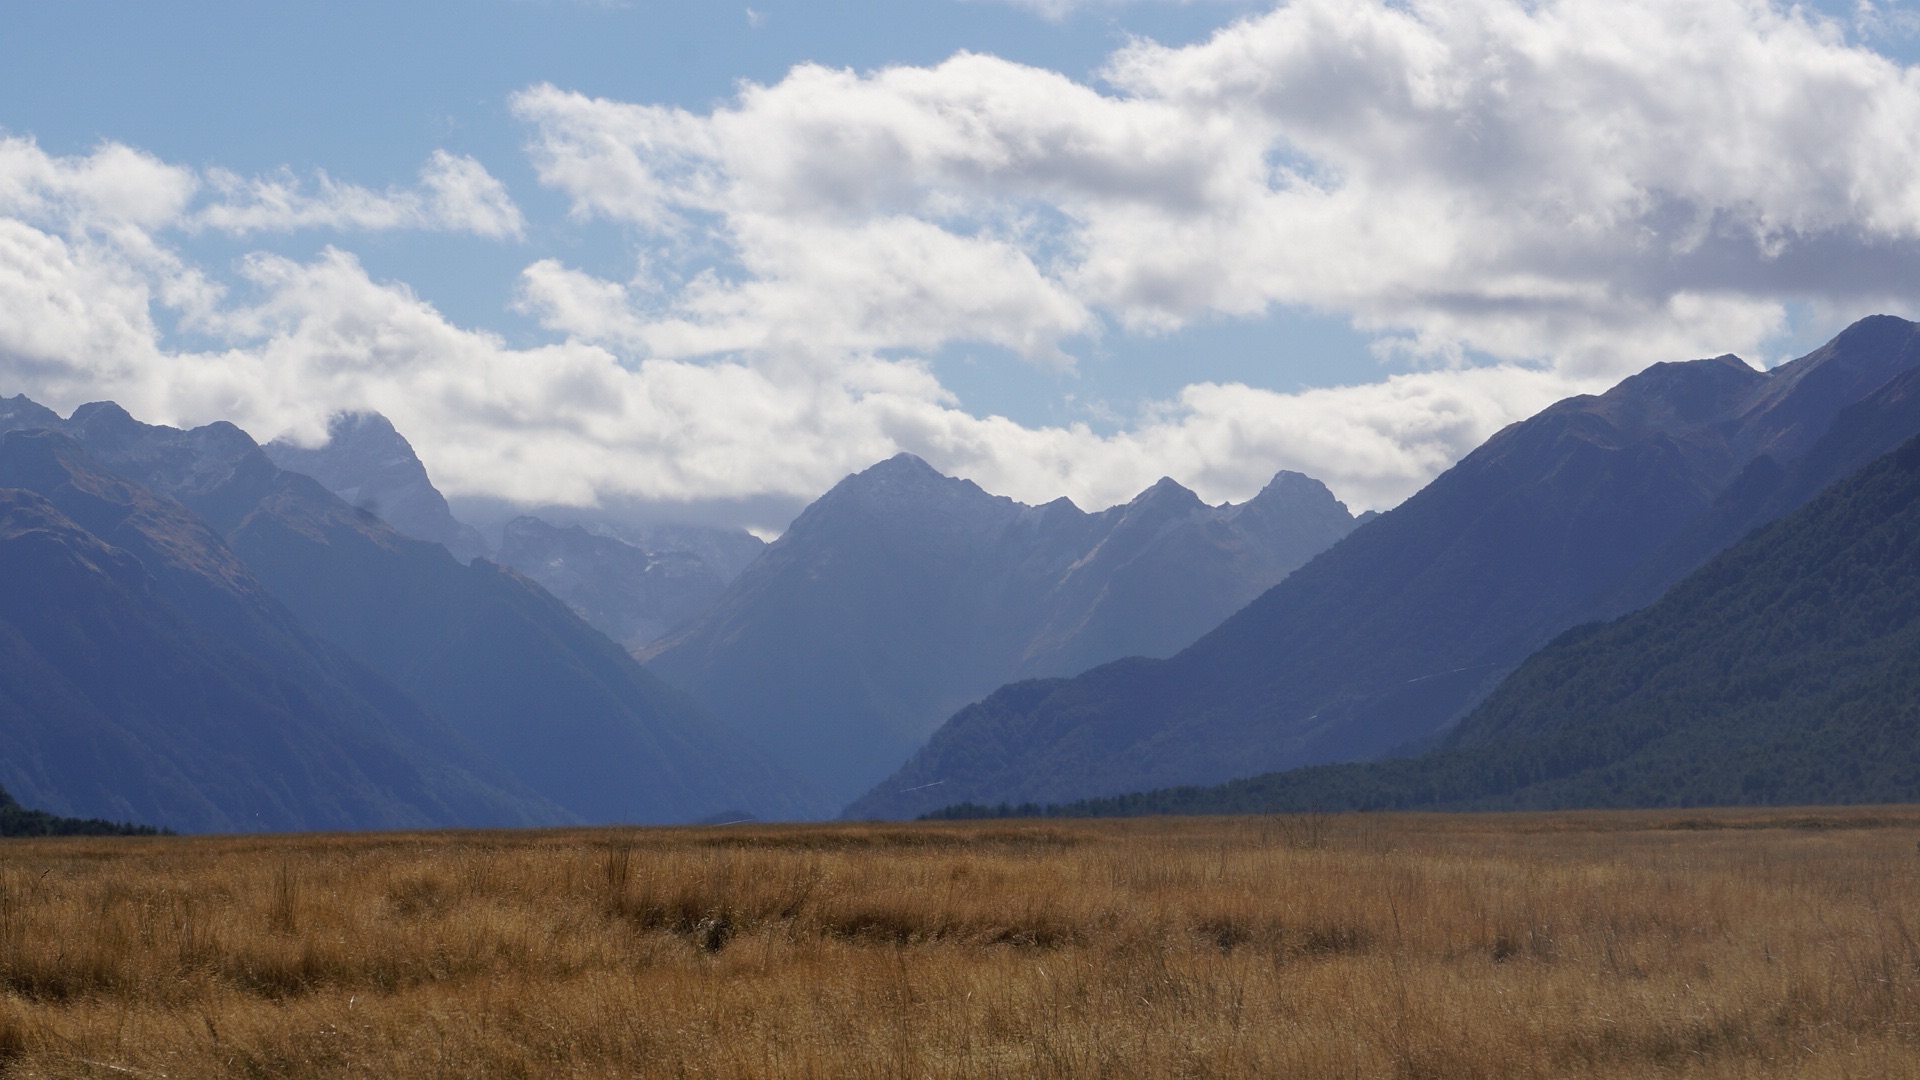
{"left": 0, "top": 394, "right": 59, "bottom": 428}
{"left": 1246, "top": 469, "right": 1338, "bottom": 503}
{"left": 833, "top": 452, "right": 994, "bottom": 504}
{"left": 67, "top": 400, "right": 138, "bottom": 431}
{"left": 1129, "top": 475, "right": 1203, "bottom": 509}
{"left": 1230, "top": 469, "right": 1350, "bottom": 523}
{"left": 194, "top": 420, "right": 265, "bottom": 456}
{"left": 858, "top": 452, "right": 943, "bottom": 479}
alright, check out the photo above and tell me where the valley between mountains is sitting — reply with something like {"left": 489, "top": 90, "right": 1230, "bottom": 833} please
{"left": 5, "top": 315, "right": 1920, "bottom": 834}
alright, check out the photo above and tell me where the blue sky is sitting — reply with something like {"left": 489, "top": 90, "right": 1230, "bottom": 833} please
{"left": 2, "top": 0, "right": 1919, "bottom": 530}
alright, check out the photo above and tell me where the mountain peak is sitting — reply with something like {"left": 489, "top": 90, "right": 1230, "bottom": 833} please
{"left": 1592, "top": 353, "right": 1763, "bottom": 430}
{"left": 0, "top": 395, "right": 59, "bottom": 430}
{"left": 823, "top": 452, "right": 1001, "bottom": 515}
{"left": 66, "top": 401, "right": 141, "bottom": 443}
{"left": 264, "top": 411, "right": 487, "bottom": 562}
{"left": 1243, "top": 469, "right": 1342, "bottom": 509}
{"left": 1128, "top": 476, "right": 1204, "bottom": 514}
{"left": 1829, "top": 313, "right": 1916, "bottom": 350}
{"left": 859, "top": 452, "right": 943, "bottom": 481}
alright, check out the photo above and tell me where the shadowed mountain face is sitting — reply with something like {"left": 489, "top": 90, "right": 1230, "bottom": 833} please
{"left": 264, "top": 413, "right": 488, "bottom": 563}
{"left": 494, "top": 517, "right": 728, "bottom": 649}
{"left": 851, "top": 315, "right": 1920, "bottom": 820}
{"left": 647, "top": 457, "right": 1358, "bottom": 804}
{"left": 1070, "top": 428, "right": 1920, "bottom": 816}
{"left": 0, "top": 431, "right": 559, "bottom": 833}
{"left": 0, "top": 400, "right": 828, "bottom": 824}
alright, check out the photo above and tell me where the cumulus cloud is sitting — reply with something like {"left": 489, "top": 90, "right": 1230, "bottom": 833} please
{"left": 197, "top": 150, "right": 526, "bottom": 238}
{"left": 12, "top": 240, "right": 1582, "bottom": 514}
{"left": 0, "top": 134, "right": 1574, "bottom": 514}
{"left": 5, "top": 0, "right": 1920, "bottom": 526}
{"left": 513, "top": 0, "right": 1920, "bottom": 379}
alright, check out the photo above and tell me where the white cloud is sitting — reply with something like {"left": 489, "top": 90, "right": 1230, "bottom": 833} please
{"left": 197, "top": 150, "right": 525, "bottom": 238}
{"left": 0, "top": 142, "right": 1573, "bottom": 515}
{"left": 514, "top": 0, "right": 1920, "bottom": 377}
{"left": 13, "top": 241, "right": 1578, "bottom": 516}
{"left": 5, "top": 0, "right": 1920, "bottom": 528}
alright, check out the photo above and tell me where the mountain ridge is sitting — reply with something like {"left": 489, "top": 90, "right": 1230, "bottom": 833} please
{"left": 1018, "top": 426, "right": 1920, "bottom": 818}
{"left": 0, "top": 463, "right": 557, "bottom": 832}
{"left": 650, "top": 453, "right": 1359, "bottom": 803}
{"left": 849, "top": 315, "right": 1920, "bottom": 819}
{"left": 0, "top": 398, "right": 829, "bottom": 824}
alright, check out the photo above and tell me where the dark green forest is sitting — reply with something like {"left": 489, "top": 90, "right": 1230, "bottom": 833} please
{"left": 0, "top": 786, "right": 163, "bottom": 837}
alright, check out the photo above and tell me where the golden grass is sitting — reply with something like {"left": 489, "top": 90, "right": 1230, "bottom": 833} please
{"left": 4, "top": 808, "right": 1920, "bottom": 1076}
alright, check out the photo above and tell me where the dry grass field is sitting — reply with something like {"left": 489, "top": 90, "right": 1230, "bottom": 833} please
{"left": 3, "top": 810, "right": 1920, "bottom": 1077}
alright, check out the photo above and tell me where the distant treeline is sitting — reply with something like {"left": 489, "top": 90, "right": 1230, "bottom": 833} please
{"left": 0, "top": 787, "right": 167, "bottom": 837}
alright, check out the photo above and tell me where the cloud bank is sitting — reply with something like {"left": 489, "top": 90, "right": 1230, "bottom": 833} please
{"left": 3, "top": 0, "right": 1919, "bottom": 525}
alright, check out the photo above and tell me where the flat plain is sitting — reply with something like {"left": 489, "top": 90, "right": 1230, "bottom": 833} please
{"left": 4, "top": 809, "right": 1920, "bottom": 1077}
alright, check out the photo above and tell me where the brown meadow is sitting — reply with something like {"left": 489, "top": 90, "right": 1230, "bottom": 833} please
{"left": 3, "top": 809, "right": 1920, "bottom": 1077}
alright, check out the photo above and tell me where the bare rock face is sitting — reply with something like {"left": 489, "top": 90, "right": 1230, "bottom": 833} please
{"left": 647, "top": 453, "right": 1359, "bottom": 804}
{"left": 265, "top": 413, "right": 489, "bottom": 563}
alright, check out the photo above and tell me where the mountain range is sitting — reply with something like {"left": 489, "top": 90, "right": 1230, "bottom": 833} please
{"left": 0, "top": 426, "right": 555, "bottom": 831}
{"left": 10, "top": 315, "right": 1920, "bottom": 832}
{"left": 854, "top": 315, "right": 1920, "bottom": 819}
{"left": 647, "top": 455, "right": 1361, "bottom": 803}
{"left": 1032, "top": 424, "right": 1920, "bottom": 816}
{"left": 0, "top": 396, "right": 825, "bottom": 829}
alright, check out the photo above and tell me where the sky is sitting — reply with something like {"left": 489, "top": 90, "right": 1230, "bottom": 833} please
{"left": 2, "top": 0, "right": 1919, "bottom": 533}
